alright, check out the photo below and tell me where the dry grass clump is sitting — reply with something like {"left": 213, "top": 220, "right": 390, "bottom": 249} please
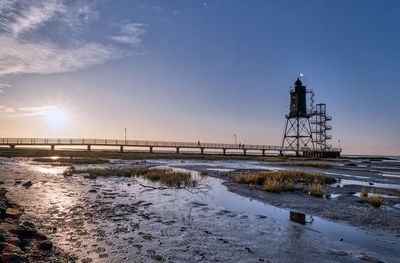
{"left": 73, "top": 167, "right": 148, "bottom": 177}
{"left": 308, "top": 183, "right": 324, "bottom": 197}
{"left": 365, "top": 195, "right": 383, "bottom": 208}
{"left": 34, "top": 157, "right": 110, "bottom": 164}
{"left": 263, "top": 179, "right": 294, "bottom": 193}
{"left": 359, "top": 189, "right": 383, "bottom": 208}
{"left": 143, "top": 168, "right": 197, "bottom": 188}
{"left": 199, "top": 170, "right": 208, "bottom": 177}
{"left": 236, "top": 170, "right": 334, "bottom": 195}
{"left": 70, "top": 167, "right": 198, "bottom": 188}
{"left": 279, "top": 162, "right": 331, "bottom": 168}
{"left": 361, "top": 188, "right": 368, "bottom": 197}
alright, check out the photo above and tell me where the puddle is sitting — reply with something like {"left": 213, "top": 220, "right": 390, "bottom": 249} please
{"left": 353, "top": 192, "right": 398, "bottom": 199}
{"left": 324, "top": 171, "right": 370, "bottom": 179}
{"left": 207, "top": 168, "right": 235, "bottom": 173}
{"left": 338, "top": 179, "right": 400, "bottom": 190}
{"left": 381, "top": 173, "right": 400, "bottom": 178}
{"left": 154, "top": 163, "right": 400, "bottom": 256}
{"left": 329, "top": 194, "right": 341, "bottom": 199}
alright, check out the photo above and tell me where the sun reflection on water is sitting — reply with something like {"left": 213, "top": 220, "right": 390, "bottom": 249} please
{"left": 34, "top": 165, "right": 64, "bottom": 174}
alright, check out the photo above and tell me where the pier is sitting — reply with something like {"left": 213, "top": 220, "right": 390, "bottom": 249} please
{"left": 0, "top": 138, "right": 341, "bottom": 157}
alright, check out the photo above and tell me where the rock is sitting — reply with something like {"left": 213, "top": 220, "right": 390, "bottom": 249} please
{"left": 38, "top": 240, "right": 53, "bottom": 250}
{"left": 133, "top": 244, "right": 142, "bottom": 249}
{"left": 83, "top": 173, "right": 97, "bottom": 180}
{"left": 22, "top": 181, "right": 32, "bottom": 188}
{"left": 151, "top": 254, "right": 163, "bottom": 261}
{"left": 14, "top": 221, "right": 36, "bottom": 239}
{"left": 326, "top": 249, "right": 348, "bottom": 256}
{"left": 130, "top": 222, "right": 139, "bottom": 229}
{"left": 1, "top": 244, "right": 27, "bottom": 262}
{"left": 245, "top": 247, "right": 254, "bottom": 254}
{"left": 99, "top": 253, "right": 108, "bottom": 259}
{"left": 358, "top": 252, "right": 384, "bottom": 263}
{"left": 5, "top": 208, "right": 20, "bottom": 219}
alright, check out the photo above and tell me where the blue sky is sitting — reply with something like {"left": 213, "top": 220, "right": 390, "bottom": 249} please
{"left": 0, "top": 0, "right": 399, "bottom": 155}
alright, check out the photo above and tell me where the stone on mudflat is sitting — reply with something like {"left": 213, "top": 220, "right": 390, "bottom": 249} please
{"left": 22, "top": 181, "right": 32, "bottom": 188}
{"left": 38, "top": 240, "right": 53, "bottom": 250}
{"left": 5, "top": 208, "right": 20, "bottom": 219}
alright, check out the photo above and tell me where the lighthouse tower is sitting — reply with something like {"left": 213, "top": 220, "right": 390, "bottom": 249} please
{"left": 281, "top": 78, "right": 314, "bottom": 156}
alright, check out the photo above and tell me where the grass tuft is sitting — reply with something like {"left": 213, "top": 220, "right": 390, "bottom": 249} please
{"left": 365, "top": 194, "right": 383, "bottom": 208}
{"left": 236, "top": 170, "right": 335, "bottom": 186}
{"left": 343, "top": 162, "right": 357, "bottom": 167}
{"left": 237, "top": 170, "right": 333, "bottom": 195}
{"left": 70, "top": 167, "right": 198, "bottom": 188}
{"left": 199, "top": 170, "right": 208, "bottom": 177}
{"left": 308, "top": 183, "right": 324, "bottom": 197}
{"left": 361, "top": 188, "right": 368, "bottom": 198}
{"left": 263, "top": 179, "right": 294, "bottom": 193}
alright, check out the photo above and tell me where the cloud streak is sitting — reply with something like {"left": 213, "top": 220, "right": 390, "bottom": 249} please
{"left": 0, "top": 105, "right": 15, "bottom": 113}
{"left": 108, "top": 23, "right": 147, "bottom": 46}
{"left": 4, "top": 0, "right": 64, "bottom": 36}
{"left": 0, "top": 0, "right": 145, "bottom": 86}
{"left": 0, "top": 36, "right": 118, "bottom": 76}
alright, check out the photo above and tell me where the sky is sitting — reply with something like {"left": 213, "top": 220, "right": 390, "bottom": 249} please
{"left": 0, "top": 0, "right": 399, "bottom": 156}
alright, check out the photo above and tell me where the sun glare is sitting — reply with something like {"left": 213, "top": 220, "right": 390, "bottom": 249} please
{"left": 45, "top": 108, "right": 67, "bottom": 127}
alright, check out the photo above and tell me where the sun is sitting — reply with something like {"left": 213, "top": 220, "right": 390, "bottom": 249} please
{"left": 45, "top": 108, "right": 67, "bottom": 127}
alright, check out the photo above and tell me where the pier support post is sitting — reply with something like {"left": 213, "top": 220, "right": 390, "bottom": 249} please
{"left": 9, "top": 145, "right": 15, "bottom": 150}
{"left": 87, "top": 145, "right": 91, "bottom": 152}
{"left": 223, "top": 149, "right": 226, "bottom": 155}
{"left": 176, "top": 147, "right": 180, "bottom": 154}
{"left": 120, "top": 146, "right": 124, "bottom": 153}
{"left": 279, "top": 151, "right": 283, "bottom": 156}
{"left": 243, "top": 149, "right": 247, "bottom": 156}
{"left": 149, "top": 146, "right": 153, "bottom": 153}
{"left": 50, "top": 145, "right": 55, "bottom": 151}
{"left": 262, "top": 150, "right": 265, "bottom": 156}
{"left": 200, "top": 148, "right": 204, "bottom": 155}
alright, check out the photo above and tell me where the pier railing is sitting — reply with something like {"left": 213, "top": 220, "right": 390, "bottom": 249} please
{"left": 0, "top": 138, "right": 341, "bottom": 153}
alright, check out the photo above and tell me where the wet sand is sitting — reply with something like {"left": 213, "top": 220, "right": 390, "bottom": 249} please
{"left": 0, "top": 156, "right": 399, "bottom": 262}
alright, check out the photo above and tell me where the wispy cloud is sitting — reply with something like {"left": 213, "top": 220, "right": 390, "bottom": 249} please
{"left": 0, "top": 105, "right": 15, "bottom": 113}
{"left": 12, "top": 105, "right": 58, "bottom": 117}
{"left": 0, "top": 0, "right": 145, "bottom": 89}
{"left": 2, "top": 0, "right": 64, "bottom": 36}
{"left": 108, "top": 23, "right": 147, "bottom": 46}
{"left": 0, "top": 83, "right": 10, "bottom": 94}
{"left": 152, "top": 6, "right": 163, "bottom": 13}
{"left": 0, "top": 36, "right": 117, "bottom": 76}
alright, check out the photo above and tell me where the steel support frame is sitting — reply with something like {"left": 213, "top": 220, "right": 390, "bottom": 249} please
{"left": 281, "top": 116, "right": 314, "bottom": 156}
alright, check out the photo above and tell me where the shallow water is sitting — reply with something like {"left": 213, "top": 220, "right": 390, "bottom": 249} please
{"left": 1, "top": 157, "right": 399, "bottom": 262}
